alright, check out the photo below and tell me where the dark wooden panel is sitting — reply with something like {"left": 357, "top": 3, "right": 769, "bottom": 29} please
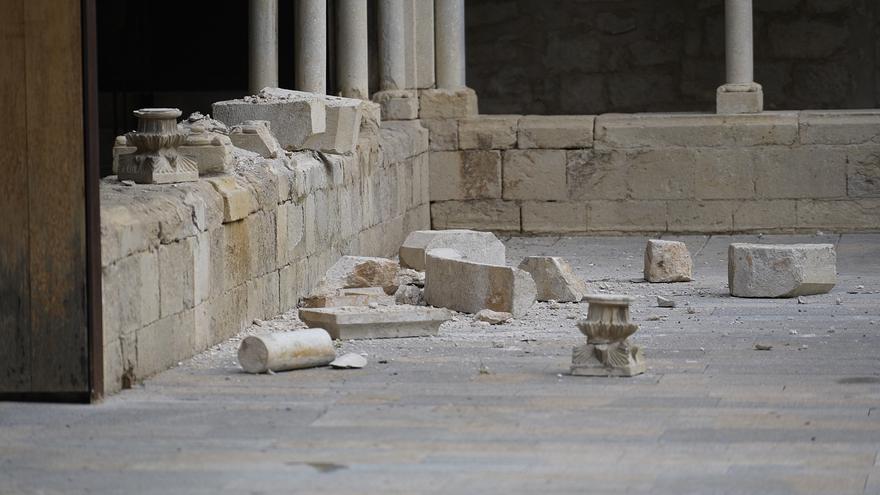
{"left": 0, "top": 0, "right": 32, "bottom": 392}
{"left": 25, "top": 0, "right": 89, "bottom": 392}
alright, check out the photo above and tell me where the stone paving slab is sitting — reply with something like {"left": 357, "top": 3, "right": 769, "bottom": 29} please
{"left": 1, "top": 234, "right": 879, "bottom": 494}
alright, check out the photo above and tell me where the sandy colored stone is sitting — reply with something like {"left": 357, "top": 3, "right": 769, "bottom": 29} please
{"left": 399, "top": 229, "right": 506, "bottom": 271}
{"left": 237, "top": 329, "right": 336, "bottom": 374}
{"left": 517, "top": 115, "right": 595, "bottom": 149}
{"left": 329, "top": 353, "right": 367, "bottom": 369}
{"left": 419, "top": 88, "right": 478, "bottom": 119}
{"left": 458, "top": 115, "right": 519, "bottom": 150}
{"left": 517, "top": 256, "right": 587, "bottom": 302}
{"left": 394, "top": 285, "right": 425, "bottom": 306}
{"left": 228, "top": 120, "right": 282, "bottom": 158}
{"left": 424, "top": 250, "right": 536, "bottom": 317}
{"left": 728, "top": 243, "right": 837, "bottom": 298}
{"left": 299, "top": 305, "right": 452, "bottom": 339}
{"left": 475, "top": 309, "right": 512, "bottom": 325}
{"left": 372, "top": 89, "right": 419, "bottom": 121}
{"left": 315, "top": 256, "right": 401, "bottom": 296}
{"left": 644, "top": 239, "right": 694, "bottom": 283}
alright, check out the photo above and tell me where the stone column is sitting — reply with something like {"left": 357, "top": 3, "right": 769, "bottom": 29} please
{"left": 378, "top": 0, "right": 406, "bottom": 90}
{"left": 434, "top": 0, "right": 465, "bottom": 89}
{"left": 295, "top": 0, "right": 327, "bottom": 94}
{"left": 336, "top": 0, "right": 368, "bottom": 99}
{"left": 248, "top": 0, "right": 278, "bottom": 93}
{"left": 716, "top": 0, "right": 763, "bottom": 114}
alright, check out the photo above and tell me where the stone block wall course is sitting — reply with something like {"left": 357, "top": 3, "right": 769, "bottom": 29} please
{"left": 100, "top": 120, "right": 430, "bottom": 395}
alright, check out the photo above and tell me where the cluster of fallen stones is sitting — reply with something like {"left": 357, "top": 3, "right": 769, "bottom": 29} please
{"left": 238, "top": 232, "right": 838, "bottom": 378}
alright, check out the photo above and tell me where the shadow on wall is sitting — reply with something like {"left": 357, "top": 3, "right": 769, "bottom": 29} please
{"left": 466, "top": 0, "right": 879, "bottom": 115}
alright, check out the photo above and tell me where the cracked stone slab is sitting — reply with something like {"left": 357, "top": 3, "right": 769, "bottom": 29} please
{"left": 728, "top": 243, "right": 837, "bottom": 298}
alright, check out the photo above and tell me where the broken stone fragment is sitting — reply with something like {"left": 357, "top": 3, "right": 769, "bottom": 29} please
{"left": 302, "top": 95, "right": 363, "bottom": 154}
{"left": 398, "top": 268, "right": 425, "bottom": 288}
{"left": 728, "top": 243, "right": 837, "bottom": 298}
{"left": 315, "top": 256, "right": 401, "bottom": 296}
{"left": 301, "top": 290, "right": 394, "bottom": 309}
{"left": 330, "top": 353, "right": 367, "bottom": 369}
{"left": 399, "top": 229, "right": 506, "bottom": 271}
{"left": 423, "top": 249, "right": 536, "bottom": 317}
{"left": 656, "top": 296, "right": 676, "bottom": 308}
{"left": 644, "top": 239, "right": 693, "bottom": 283}
{"left": 372, "top": 89, "right": 419, "bottom": 121}
{"left": 517, "top": 256, "right": 587, "bottom": 302}
{"left": 228, "top": 120, "right": 283, "bottom": 158}
{"left": 179, "top": 124, "right": 235, "bottom": 174}
{"left": 237, "top": 328, "right": 336, "bottom": 374}
{"left": 394, "top": 285, "right": 425, "bottom": 306}
{"left": 475, "top": 309, "right": 512, "bottom": 325}
{"left": 299, "top": 305, "right": 452, "bottom": 340}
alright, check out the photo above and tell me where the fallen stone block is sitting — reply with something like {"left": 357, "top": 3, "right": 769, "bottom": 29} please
{"left": 315, "top": 256, "right": 401, "bottom": 296}
{"left": 424, "top": 250, "right": 536, "bottom": 317}
{"left": 237, "top": 328, "right": 336, "bottom": 373}
{"left": 229, "top": 120, "right": 283, "bottom": 158}
{"left": 301, "top": 290, "right": 394, "bottom": 309}
{"left": 303, "top": 95, "right": 363, "bottom": 154}
{"left": 656, "top": 296, "right": 676, "bottom": 308}
{"left": 517, "top": 256, "right": 587, "bottom": 302}
{"left": 475, "top": 309, "right": 512, "bottom": 325}
{"left": 399, "top": 229, "right": 506, "bottom": 271}
{"left": 179, "top": 125, "right": 236, "bottom": 174}
{"left": 212, "top": 87, "right": 326, "bottom": 151}
{"left": 728, "top": 243, "right": 837, "bottom": 298}
{"left": 299, "top": 305, "right": 452, "bottom": 339}
{"left": 644, "top": 240, "right": 694, "bottom": 283}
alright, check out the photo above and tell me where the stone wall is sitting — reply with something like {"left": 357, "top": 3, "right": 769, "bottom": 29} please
{"left": 467, "top": 0, "right": 879, "bottom": 115}
{"left": 427, "top": 110, "right": 880, "bottom": 234}
{"left": 100, "top": 120, "right": 429, "bottom": 395}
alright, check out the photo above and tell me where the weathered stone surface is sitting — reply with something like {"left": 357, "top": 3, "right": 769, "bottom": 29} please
{"left": 204, "top": 175, "right": 257, "bottom": 223}
{"left": 475, "top": 309, "right": 512, "bottom": 325}
{"left": 394, "top": 285, "right": 425, "bottom": 306}
{"left": 303, "top": 95, "right": 363, "bottom": 154}
{"left": 420, "top": 118, "right": 459, "bottom": 151}
{"left": 330, "top": 352, "right": 367, "bottom": 369}
{"left": 517, "top": 115, "right": 595, "bottom": 149}
{"left": 179, "top": 127, "right": 236, "bottom": 174}
{"left": 419, "top": 88, "right": 478, "bottom": 119}
{"left": 430, "top": 200, "right": 521, "bottom": 231}
{"left": 399, "top": 229, "right": 506, "bottom": 271}
{"left": 299, "top": 305, "right": 452, "bottom": 339}
{"left": 315, "top": 256, "right": 401, "bottom": 296}
{"left": 372, "top": 89, "right": 419, "bottom": 121}
{"left": 301, "top": 291, "right": 394, "bottom": 308}
{"left": 228, "top": 120, "right": 282, "bottom": 158}
{"left": 458, "top": 115, "right": 519, "bottom": 150}
{"left": 238, "top": 329, "right": 336, "bottom": 373}
{"left": 429, "top": 150, "right": 501, "bottom": 201}
{"left": 517, "top": 256, "right": 587, "bottom": 302}
{"left": 728, "top": 243, "right": 837, "bottom": 298}
{"left": 656, "top": 295, "right": 676, "bottom": 308}
{"left": 588, "top": 200, "right": 666, "bottom": 233}
{"left": 213, "top": 88, "right": 326, "bottom": 150}
{"left": 424, "top": 250, "right": 536, "bottom": 317}
{"left": 521, "top": 202, "right": 588, "bottom": 234}
{"left": 716, "top": 83, "right": 764, "bottom": 114}
{"left": 644, "top": 240, "right": 693, "bottom": 283}
{"left": 502, "top": 150, "right": 567, "bottom": 200}
{"left": 799, "top": 110, "right": 880, "bottom": 145}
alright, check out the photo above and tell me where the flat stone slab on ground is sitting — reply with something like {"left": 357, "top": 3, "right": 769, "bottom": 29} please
{"left": 399, "top": 229, "right": 506, "bottom": 271}
{"left": 518, "top": 256, "right": 587, "bottom": 302}
{"left": 728, "top": 243, "right": 837, "bottom": 298}
{"left": 644, "top": 239, "right": 693, "bottom": 283}
{"left": 298, "top": 305, "right": 453, "bottom": 340}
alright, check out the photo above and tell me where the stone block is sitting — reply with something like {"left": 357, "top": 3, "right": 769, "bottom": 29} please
{"left": 430, "top": 200, "right": 521, "bottom": 232}
{"left": 135, "top": 310, "right": 194, "bottom": 380}
{"left": 566, "top": 149, "right": 628, "bottom": 201}
{"left": 418, "top": 88, "right": 478, "bottom": 119}
{"left": 517, "top": 256, "right": 587, "bottom": 302}
{"left": 245, "top": 271, "right": 280, "bottom": 324}
{"left": 101, "top": 249, "right": 160, "bottom": 337}
{"left": 420, "top": 118, "right": 459, "bottom": 151}
{"left": 728, "top": 243, "right": 837, "bottom": 298}
{"left": 845, "top": 147, "right": 880, "bottom": 197}
{"left": 158, "top": 237, "right": 196, "bottom": 317}
{"left": 522, "top": 202, "right": 587, "bottom": 233}
{"left": 644, "top": 239, "right": 693, "bottom": 283}
{"left": 212, "top": 88, "right": 326, "bottom": 151}
{"left": 668, "top": 201, "right": 735, "bottom": 232}
{"left": 693, "top": 148, "right": 756, "bottom": 200}
{"left": 625, "top": 149, "right": 696, "bottom": 200}
{"left": 795, "top": 199, "right": 880, "bottom": 230}
{"left": 302, "top": 289, "right": 395, "bottom": 309}
{"left": 314, "top": 256, "right": 400, "bottom": 296}
{"left": 228, "top": 120, "right": 282, "bottom": 158}
{"left": 502, "top": 150, "right": 567, "bottom": 200}
{"left": 299, "top": 305, "right": 452, "bottom": 340}
{"left": 205, "top": 175, "right": 257, "bottom": 223}
{"left": 517, "top": 115, "right": 595, "bottom": 149}
{"left": 304, "top": 96, "right": 363, "bottom": 154}
{"left": 459, "top": 115, "right": 519, "bottom": 150}
{"left": 588, "top": 200, "right": 666, "bottom": 233}
{"left": 179, "top": 129, "right": 235, "bottom": 174}
{"left": 380, "top": 120, "right": 429, "bottom": 164}
{"left": 424, "top": 250, "right": 536, "bottom": 317}
{"left": 754, "top": 147, "right": 847, "bottom": 199}
{"left": 799, "top": 110, "right": 880, "bottom": 145}
{"left": 732, "top": 200, "right": 797, "bottom": 231}
{"left": 429, "top": 150, "right": 501, "bottom": 201}
{"left": 372, "top": 89, "right": 419, "bottom": 121}
{"left": 111, "top": 136, "right": 136, "bottom": 175}
{"left": 716, "top": 83, "right": 764, "bottom": 114}
{"left": 399, "top": 229, "right": 506, "bottom": 271}
{"left": 595, "top": 112, "right": 798, "bottom": 148}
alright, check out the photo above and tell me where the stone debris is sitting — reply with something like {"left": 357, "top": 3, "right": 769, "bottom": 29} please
{"left": 315, "top": 256, "right": 401, "bottom": 296}
{"left": 517, "top": 256, "right": 587, "bottom": 302}
{"left": 330, "top": 353, "right": 367, "bottom": 369}
{"left": 644, "top": 239, "right": 693, "bottom": 283}
{"left": 394, "top": 285, "right": 425, "bottom": 306}
{"left": 728, "top": 243, "right": 837, "bottom": 298}
{"left": 398, "top": 268, "right": 426, "bottom": 288}
{"left": 298, "top": 305, "right": 453, "bottom": 340}
{"left": 303, "top": 95, "right": 364, "bottom": 154}
{"left": 657, "top": 296, "right": 676, "bottom": 308}
{"left": 399, "top": 229, "right": 506, "bottom": 271}
{"left": 475, "top": 309, "right": 513, "bottom": 325}
{"left": 754, "top": 343, "right": 773, "bottom": 351}
{"left": 237, "top": 329, "right": 336, "bottom": 374}
{"left": 228, "top": 120, "right": 283, "bottom": 158}
{"left": 423, "top": 249, "right": 536, "bottom": 317}
{"left": 180, "top": 124, "right": 235, "bottom": 174}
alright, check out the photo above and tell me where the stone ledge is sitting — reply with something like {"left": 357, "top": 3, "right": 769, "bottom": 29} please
{"left": 799, "top": 110, "right": 880, "bottom": 145}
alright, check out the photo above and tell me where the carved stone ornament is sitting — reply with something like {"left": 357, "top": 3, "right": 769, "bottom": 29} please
{"left": 117, "top": 108, "right": 199, "bottom": 184}
{"left": 571, "top": 294, "right": 646, "bottom": 377}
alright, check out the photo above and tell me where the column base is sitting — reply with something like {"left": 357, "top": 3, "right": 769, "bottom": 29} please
{"left": 570, "top": 341, "right": 646, "bottom": 377}
{"left": 372, "top": 89, "right": 420, "bottom": 121}
{"left": 419, "top": 87, "right": 479, "bottom": 119}
{"left": 716, "top": 82, "right": 763, "bottom": 114}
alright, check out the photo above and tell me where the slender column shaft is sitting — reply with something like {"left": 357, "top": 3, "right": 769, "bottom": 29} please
{"left": 336, "top": 0, "right": 369, "bottom": 99}
{"left": 378, "top": 0, "right": 406, "bottom": 90}
{"left": 725, "top": 0, "right": 754, "bottom": 84}
{"left": 435, "top": 0, "right": 465, "bottom": 89}
{"left": 295, "top": 0, "right": 327, "bottom": 94}
{"left": 248, "top": 0, "right": 278, "bottom": 93}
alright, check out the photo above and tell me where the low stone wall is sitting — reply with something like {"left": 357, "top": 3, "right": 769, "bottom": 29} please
{"left": 100, "top": 120, "right": 429, "bottom": 395}
{"left": 427, "top": 110, "right": 880, "bottom": 234}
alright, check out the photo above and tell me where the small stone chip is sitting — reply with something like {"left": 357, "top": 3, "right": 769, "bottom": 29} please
{"left": 330, "top": 353, "right": 367, "bottom": 369}
{"left": 657, "top": 296, "right": 676, "bottom": 308}
{"left": 754, "top": 343, "right": 773, "bottom": 351}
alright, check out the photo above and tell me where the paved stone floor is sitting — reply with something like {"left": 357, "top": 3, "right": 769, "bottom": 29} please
{"left": 2, "top": 234, "right": 879, "bottom": 494}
